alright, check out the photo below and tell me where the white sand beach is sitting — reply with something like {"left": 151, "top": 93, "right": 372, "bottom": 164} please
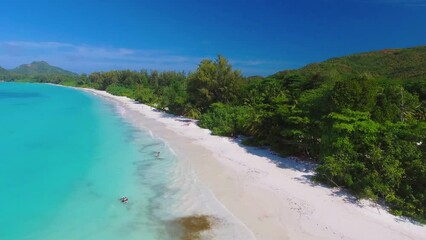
{"left": 82, "top": 88, "right": 425, "bottom": 240}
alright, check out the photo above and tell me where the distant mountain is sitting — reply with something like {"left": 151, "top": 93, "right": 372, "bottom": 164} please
{"left": 0, "top": 66, "right": 10, "bottom": 79}
{"left": 10, "top": 61, "right": 76, "bottom": 76}
{"left": 272, "top": 46, "right": 426, "bottom": 83}
{"left": 0, "top": 66, "right": 8, "bottom": 73}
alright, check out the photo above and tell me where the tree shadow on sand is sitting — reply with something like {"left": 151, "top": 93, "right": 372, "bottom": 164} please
{"left": 230, "top": 137, "right": 316, "bottom": 173}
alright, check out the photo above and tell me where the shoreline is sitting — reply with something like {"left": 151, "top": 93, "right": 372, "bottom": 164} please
{"left": 81, "top": 87, "right": 425, "bottom": 240}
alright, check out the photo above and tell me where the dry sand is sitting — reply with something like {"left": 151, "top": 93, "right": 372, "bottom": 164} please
{"left": 82, "top": 87, "right": 425, "bottom": 240}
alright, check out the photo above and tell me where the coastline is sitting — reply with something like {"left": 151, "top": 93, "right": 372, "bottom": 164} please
{"left": 80, "top": 87, "right": 425, "bottom": 240}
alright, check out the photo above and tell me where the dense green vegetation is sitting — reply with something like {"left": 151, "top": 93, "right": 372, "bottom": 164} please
{"left": 0, "top": 66, "right": 9, "bottom": 77}
{"left": 2, "top": 46, "right": 425, "bottom": 222}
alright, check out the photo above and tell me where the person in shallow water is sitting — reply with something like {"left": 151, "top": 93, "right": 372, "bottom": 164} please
{"left": 120, "top": 196, "right": 128, "bottom": 203}
{"left": 156, "top": 152, "right": 160, "bottom": 158}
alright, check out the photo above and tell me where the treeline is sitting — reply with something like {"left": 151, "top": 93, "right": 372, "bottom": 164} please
{"left": 5, "top": 53, "right": 426, "bottom": 222}
{"left": 0, "top": 71, "right": 78, "bottom": 84}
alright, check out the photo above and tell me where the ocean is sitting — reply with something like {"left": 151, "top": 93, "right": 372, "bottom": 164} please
{"left": 0, "top": 83, "right": 182, "bottom": 239}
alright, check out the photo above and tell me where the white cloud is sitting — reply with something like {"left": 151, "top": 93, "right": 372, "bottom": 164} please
{"left": 0, "top": 41, "right": 202, "bottom": 73}
{"left": 0, "top": 40, "right": 287, "bottom": 76}
{"left": 231, "top": 59, "right": 266, "bottom": 66}
{"left": 4, "top": 41, "right": 74, "bottom": 49}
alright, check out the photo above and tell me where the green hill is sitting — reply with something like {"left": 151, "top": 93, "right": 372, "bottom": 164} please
{"left": 273, "top": 45, "right": 426, "bottom": 83}
{"left": 268, "top": 46, "right": 426, "bottom": 102}
{"left": 0, "top": 66, "right": 9, "bottom": 74}
{"left": 0, "top": 66, "right": 10, "bottom": 79}
{"left": 10, "top": 61, "right": 76, "bottom": 76}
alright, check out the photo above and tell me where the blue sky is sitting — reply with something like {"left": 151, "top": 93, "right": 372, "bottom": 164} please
{"left": 0, "top": 0, "right": 425, "bottom": 76}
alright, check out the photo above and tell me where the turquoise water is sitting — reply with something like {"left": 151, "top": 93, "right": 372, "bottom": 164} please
{"left": 0, "top": 83, "right": 180, "bottom": 239}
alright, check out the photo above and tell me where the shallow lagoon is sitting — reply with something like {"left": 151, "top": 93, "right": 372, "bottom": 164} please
{"left": 0, "top": 83, "right": 180, "bottom": 239}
